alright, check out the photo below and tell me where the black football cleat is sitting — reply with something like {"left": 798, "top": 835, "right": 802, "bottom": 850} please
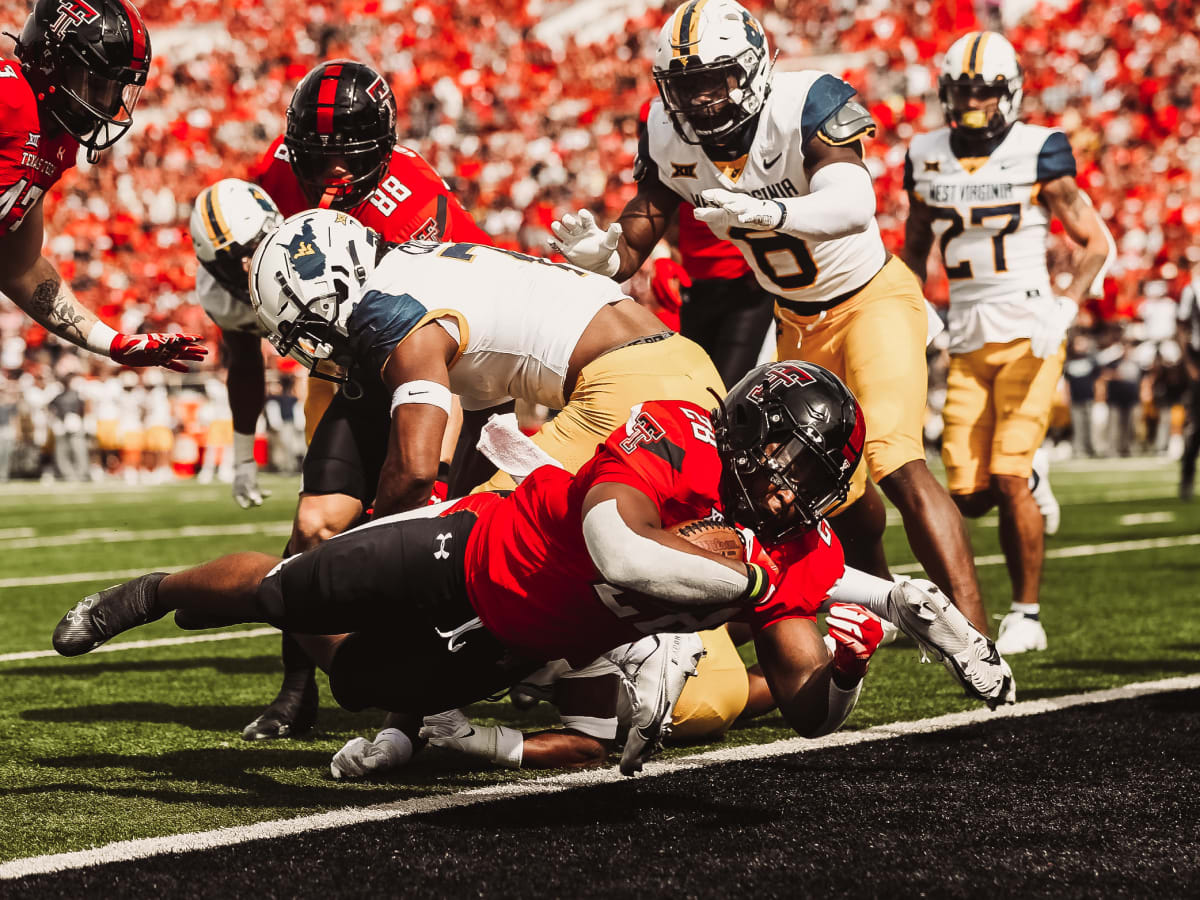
{"left": 242, "top": 670, "right": 319, "bottom": 740}
{"left": 53, "top": 572, "right": 169, "bottom": 657}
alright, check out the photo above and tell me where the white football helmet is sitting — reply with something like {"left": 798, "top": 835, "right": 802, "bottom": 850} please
{"left": 249, "top": 209, "right": 380, "bottom": 372}
{"left": 189, "top": 179, "right": 283, "bottom": 298}
{"left": 652, "top": 0, "right": 772, "bottom": 146}
{"left": 939, "top": 31, "right": 1023, "bottom": 141}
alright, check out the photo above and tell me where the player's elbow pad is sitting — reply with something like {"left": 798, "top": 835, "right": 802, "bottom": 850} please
{"left": 582, "top": 499, "right": 749, "bottom": 607}
{"left": 777, "top": 163, "right": 875, "bottom": 242}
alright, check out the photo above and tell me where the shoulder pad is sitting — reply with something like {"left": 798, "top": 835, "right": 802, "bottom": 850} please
{"left": 1036, "top": 131, "right": 1076, "bottom": 183}
{"left": 817, "top": 100, "right": 876, "bottom": 147}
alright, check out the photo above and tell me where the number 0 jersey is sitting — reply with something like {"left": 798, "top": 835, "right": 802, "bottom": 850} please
{"left": 346, "top": 241, "right": 628, "bottom": 410}
{"left": 456, "top": 400, "right": 845, "bottom": 666}
{"left": 641, "top": 71, "right": 887, "bottom": 306}
{"left": 0, "top": 62, "right": 79, "bottom": 237}
{"left": 904, "top": 122, "right": 1077, "bottom": 353}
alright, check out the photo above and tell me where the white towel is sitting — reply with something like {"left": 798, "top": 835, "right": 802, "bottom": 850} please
{"left": 477, "top": 413, "right": 564, "bottom": 484}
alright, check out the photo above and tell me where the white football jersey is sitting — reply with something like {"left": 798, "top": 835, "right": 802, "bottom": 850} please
{"left": 644, "top": 70, "right": 887, "bottom": 306}
{"left": 354, "top": 242, "right": 628, "bottom": 410}
{"left": 195, "top": 267, "right": 262, "bottom": 336}
{"left": 906, "top": 121, "right": 1077, "bottom": 353}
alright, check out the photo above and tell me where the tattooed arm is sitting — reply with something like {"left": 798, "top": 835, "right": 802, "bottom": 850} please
{"left": 0, "top": 198, "right": 102, "bottom": 350}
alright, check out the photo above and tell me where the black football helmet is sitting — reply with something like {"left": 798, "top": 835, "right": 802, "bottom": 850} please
{"left": 11, "top": 0, "right": 151, "bottom": 162}
{"left": 712, "top": 361, "right": 864, "bottom": 545}
{"left": 285, "top": 60, "right": 397, "bottom": 210}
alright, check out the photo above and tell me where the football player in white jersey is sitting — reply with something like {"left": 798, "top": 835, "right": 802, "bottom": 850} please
{"left": 901, "top": 31, "right": 1112, "bottom": 655}
{"left": 550, "top": 0, "right": 992, "bottom": 635}
{"left": 190, "top": 179, "right": 284, "bottom": 509}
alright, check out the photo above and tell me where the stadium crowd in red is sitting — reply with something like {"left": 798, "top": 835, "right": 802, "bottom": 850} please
{"left": 0, "top": 0, "right": 1195, "bottom": 361}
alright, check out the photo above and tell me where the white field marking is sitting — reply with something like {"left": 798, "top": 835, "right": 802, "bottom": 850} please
{"left": 0, "top": 527, "right": 36, "bottom": 539}
{"left": 2, "top": 673, "right": 1196, "bottom": 881}
{"left": 0, "top": 565, "right": 189, "bottom": 591}
{"left": 0, "top": 628, "right": 278, "bottom": 664}
{"left": 891, "top": 531, "right": 1200, "bottom": 575}
{"left": 1118, "top": 511, "right": 1175, "bottom": 526}
{"left": 0, "top": 521, "right": 292, "bottom": 552}
{"left": 881, "top": 484, "right": 1178, "bottom": 526}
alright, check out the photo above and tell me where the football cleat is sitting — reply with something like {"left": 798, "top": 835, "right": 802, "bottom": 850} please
{"left": 995, "top": 611, "right": 1048, "bottom": 655}
{"left": 242, "top": 669, "right": 319, "bottom": 740}
{"left": 53, "top": 572, "right": 169, "bottom": 657}
{"left": 607, "top": 633, "right": 705, "bottom": 776}
{"left": 885, "top": 579, "right": 1015, "bottom": 709}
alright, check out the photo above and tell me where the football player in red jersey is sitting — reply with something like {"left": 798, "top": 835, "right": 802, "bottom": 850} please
{"left": 53, "top": 363, "right": 1015, "bottom": 776}
{"left": 187, "top": 60, "right": 495, "bottom": 741}
{"left": 0, "top": 0, "right": 206, "bottom": 371}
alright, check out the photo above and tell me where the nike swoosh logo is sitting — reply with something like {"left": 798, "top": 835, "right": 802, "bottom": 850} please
{"left": 763, "top": 152, "right": 782, "bottom": 169}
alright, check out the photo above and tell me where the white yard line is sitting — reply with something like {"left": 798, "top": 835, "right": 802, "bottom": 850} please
{"left": 0, "top": 628, "right": 278, "bottom": 663}
{"left": 0, "top": 521, "right": 292, "bottom": 552}
{"left": 1, "top": 673, "right": 1196, "bottom": 881}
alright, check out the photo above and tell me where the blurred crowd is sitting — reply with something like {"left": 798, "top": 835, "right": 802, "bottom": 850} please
{"left": 0, "top": 0, "right": 1197, "bottom": 480}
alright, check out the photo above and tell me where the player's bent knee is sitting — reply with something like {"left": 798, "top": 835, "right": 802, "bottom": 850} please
{"left": 952, "top": 490, "right": 995, "bottom": 518}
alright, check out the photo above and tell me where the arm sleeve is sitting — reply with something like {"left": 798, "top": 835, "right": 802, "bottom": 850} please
{"left": 775, "top": 162, "right": 876, "bottom": 242}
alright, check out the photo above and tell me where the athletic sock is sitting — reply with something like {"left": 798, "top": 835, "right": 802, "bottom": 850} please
{"left": 280, "top": 631, "right": 316, "bottom": 681}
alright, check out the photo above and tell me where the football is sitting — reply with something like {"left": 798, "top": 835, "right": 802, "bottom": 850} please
{"left": 671, "top": 518, "right": 744, "bottom": 560}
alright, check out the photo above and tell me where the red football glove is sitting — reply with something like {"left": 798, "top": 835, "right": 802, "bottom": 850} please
{"left": 110, "top": 332, "right": 208, "bottom": 373}
{"left": 826, "top": 602, "right": 885, "bottom": 680}
{"left": 649, "top": 257, "right": 692, "bottom": 314}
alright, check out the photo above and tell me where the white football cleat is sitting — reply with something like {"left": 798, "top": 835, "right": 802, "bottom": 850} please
{"left": 1030, "top": 447, "right": 1060, "bottom": 535}
{"left": 607, "top": 633, "right": 704, "bottom": 776}
{"left": 885, "top": 579, "right": 1015, "bottom": 709}
{"left": 995, "top": 611, "right": 1048, "bottom": 655}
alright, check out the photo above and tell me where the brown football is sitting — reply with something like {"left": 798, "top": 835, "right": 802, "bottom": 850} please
{"left": 671, "top": 518, "right": 744, "bottom": 560}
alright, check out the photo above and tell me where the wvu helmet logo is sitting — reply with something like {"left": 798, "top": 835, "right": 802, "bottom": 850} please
{"left": 671, "top": 163, "right": 697, "bottom": 179}
{"left": 50, "top": 0, "right": 100, "bottom": 38}
{"left": 286, "top": 221, "right": 327, "bottom": 279}
{"left": 741, "top": 10, "right": 764, "bottom": 48}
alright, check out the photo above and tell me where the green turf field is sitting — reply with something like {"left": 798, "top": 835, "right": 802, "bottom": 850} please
{"left": 1, "top": 459, "right": 1197, "bottom": 863}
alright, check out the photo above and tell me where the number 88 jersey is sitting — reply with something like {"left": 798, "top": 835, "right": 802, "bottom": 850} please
{"left": 904, "top": 121, "right": 1077, "bottom": 353}
{"left": 249, "top": 135, "right": 490, "bottom": 246}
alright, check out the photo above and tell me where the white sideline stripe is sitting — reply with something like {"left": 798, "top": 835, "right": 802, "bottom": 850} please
{"left": 1118, "top": 511, "right": 1175, "bottom": 526}
{"left": 2, "top": 674, "right": 1197, "bottom": 881}
{"left": 0, "top": 628, "right": 278, "bottom": 663}
{"left": 0, "top": 521, "right": 292, "bottom": 552}
{"left": 891, "top": 532, "right": 1200, "bottom": 575}
{"left": 0, "top": 566, "right": 192, "bottom": 591}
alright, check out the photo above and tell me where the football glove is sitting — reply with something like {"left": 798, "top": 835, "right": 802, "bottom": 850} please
{"left": 109, "top": 332, "right": 208, "bottom": 373}
{"left": 693, "top": 188, "right": 783, "bottom": 232}
{"left": 418, "top": 709, "right": 524, "bottom": 768}
{"left": 548, "top": 209, "right": 622, "bottom": 277}
{"left": 330, "top": 728, "right": 413, "bottom": 779}
{"left": 1029, "top": 296, "right": 1078, "bottom": 359}
{"left": 826, "top": 602, "right": 885, "bottom": 680}
{"left": 232, "top": 460, "right": 270, "bottom": 509}
{"left": 649, "top": 256, "right": 691, "bottom": 314}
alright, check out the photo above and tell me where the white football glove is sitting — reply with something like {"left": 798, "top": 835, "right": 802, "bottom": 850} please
{"left": 232, "top": 459, "right": 270, "bottom": 509}
{"left": 329, "top": 728, "right": 413, "bottom": 779}
{"left": 693, "top": 188, "right": 783, "bottom": 232}
{"left": 419, "top": 708, "right": 524, "bottom": 768}
{"left": 1029, "top": 295, "right": 1078, "bottom": 359}
{"left": 548, "top": 209, "right": 622, "bottom": 277}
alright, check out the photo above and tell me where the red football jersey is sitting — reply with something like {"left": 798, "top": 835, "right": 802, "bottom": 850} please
{"left": 738, "top": 521, "right": 845, "bottom": 632}
{"left": 0, "top": 62, "right": 79, "bottom": 237}
{"left": 248, "top": 136, "right": 490, "bottom": 245}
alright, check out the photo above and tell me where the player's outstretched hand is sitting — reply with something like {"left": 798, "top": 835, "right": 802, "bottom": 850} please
{"left": 548, "top": 209, "right": 622, "bottom": 277}
{"left": 826, "top": 602, "right": 885, "bottom": 680}
{"left": 419, "top": 709, "right": 524, "bottom": 768}
{"left": 330, "top": 728, "right": 413, "bottom": 779}
{"left": 232, "top": 460, "right": 270, "bottom": 509}
{"left": 110, "top": 332, "right": 208, "bottom": 372}
{"left": 694, "top": 188, "right": 783, "bottom": 232}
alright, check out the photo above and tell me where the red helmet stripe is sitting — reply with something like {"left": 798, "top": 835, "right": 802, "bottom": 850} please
{"left": 315, "top": 64, "right": 344, "bottom": 135}
{"left": 116, "top": 0, "right": 149, "bottom": 70}
{"left": 843, "top": 401, "right": 865, "bottom": 463}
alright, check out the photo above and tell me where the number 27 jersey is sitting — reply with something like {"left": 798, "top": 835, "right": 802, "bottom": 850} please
{"left": 904, "top": 122, "right": 1077, "bottom": 352}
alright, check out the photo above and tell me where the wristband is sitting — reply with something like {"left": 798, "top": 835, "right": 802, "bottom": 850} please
{"left": 390, "top": 380, "right": 452, "bottom": 416}
{"left": 233, "top": 431, "right": 256, "bottom": 466}
{"left": 740, "top": 562, "right": 771, "bottom": 604}
{"left": 773, "top": 200, "right": 788, "bottom": 231}
{"left": 86, "top": 321, "right": 119, "bottom": 356}
{"left": 373, "top": 728, "right": 415, "bottom": 767}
